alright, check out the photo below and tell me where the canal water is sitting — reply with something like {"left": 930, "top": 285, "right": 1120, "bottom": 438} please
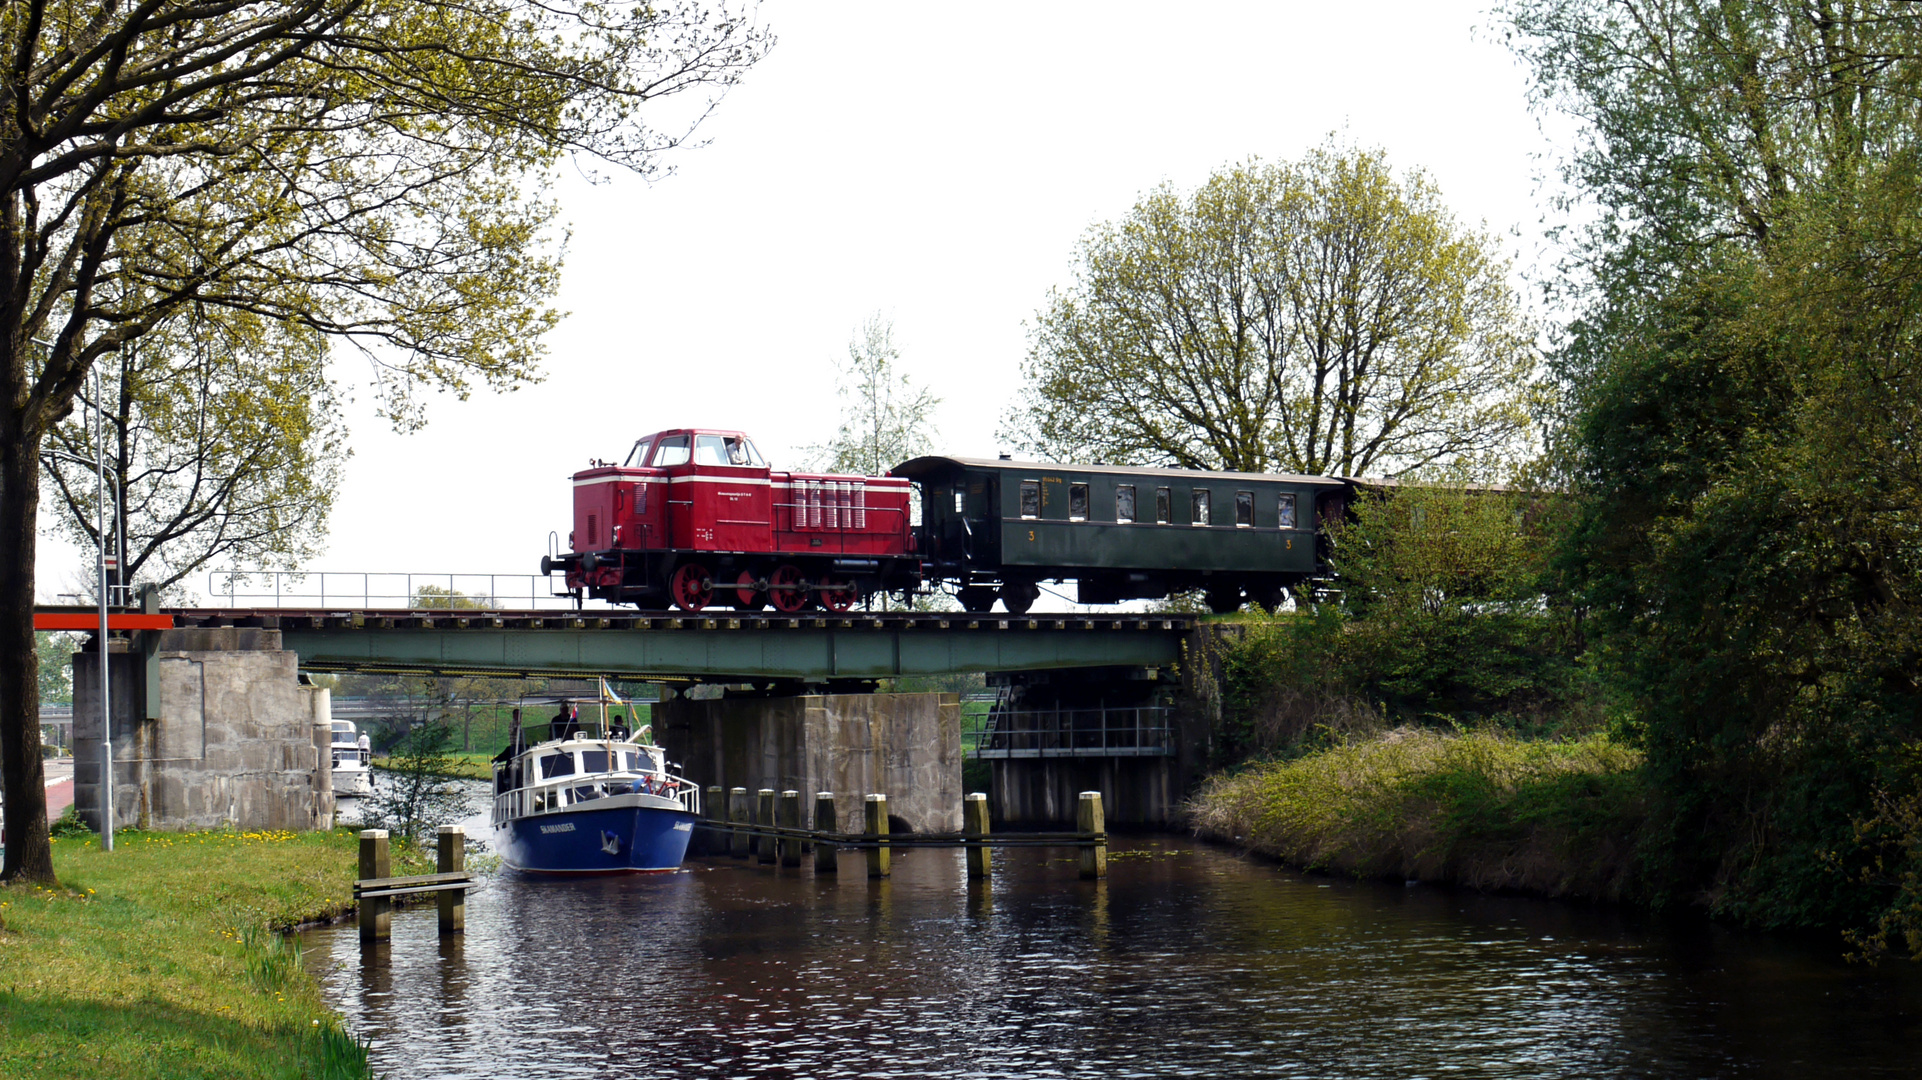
{"left": 307, "top": 825, "right": 1922, "bottom": 1079}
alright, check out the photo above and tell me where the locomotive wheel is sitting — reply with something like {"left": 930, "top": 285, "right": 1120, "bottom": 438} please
{"left": 1204, "top": 585, "right": 1243, "bottom": 614}
{"left": 669, "top": 563, "right": 713, "bottom": 612}
{"left": 1000, "top": 581, "right": 1038, "bottom": 615}
{"left": 733, "top": 570, "right": 768, "bottom": 610}
{"left": 958, "top": 586, "right": 996, "bottom": 613}
{"left": 818, "top": 577, "right": 858, "bottom": 613}
{"left": 769, "top": 564, "right": 810, "bottom": 613}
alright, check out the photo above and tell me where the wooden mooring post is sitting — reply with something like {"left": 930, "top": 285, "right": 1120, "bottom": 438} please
{"left": 865, "top": 793, "right": 890, "bottom": 879}
{"left": 437, "top": 826, "right": 465, "bottom": 935}
{"left": 354, "top": 828, "right": 475, "bottom": 942}
{"left": 813, "top": 792, "right": 838, "bottom": 873}
{"left": 756, "top": 789, "right": 778, "bottom": 865}
{"left": 358, "top": 829, "right": 390, "bottom": 943}
{"left": 728, "top": 787, "right": 750, "bottom": 858}
{"left": 1078, "top": 791, "right": 1107, "bottom": 879}
{"left": 779, "top": 791, "right": 803, "bottom": 867}
{"left": 964, "top": 792, "right": 991, "bottom": 880}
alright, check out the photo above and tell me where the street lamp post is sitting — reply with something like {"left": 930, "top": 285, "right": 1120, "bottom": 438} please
{"left": 91, "top": 365, "right": 113, "bottom": 852}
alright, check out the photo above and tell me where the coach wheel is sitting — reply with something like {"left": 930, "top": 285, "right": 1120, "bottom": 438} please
{"left": 769, "top": 564, "right": 810, "bottom": 613}
{"left": 818, "top": 577, "right": 858, "bottom": 613}
{"left": 669, "top": 563, "right": 712, "bottom": 612}
{"left": 1248, "top": 584, "right": 1285, "bottom": 614}
{"left": 958, "top": 586, "right": 996, "bottom": 613}
{"left": 1000, "top": 581, "right": 1038, "bottom": 615}
{"left": 1204, "top": 585, "right": 1243, "bottom": 614}
{"left": 733, "top": 570, "right": 768, "bottom": 611}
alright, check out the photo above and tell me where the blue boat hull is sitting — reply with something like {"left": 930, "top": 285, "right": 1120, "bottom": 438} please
{"left": 498, "top": 803, "right": 697, "bottom": 874}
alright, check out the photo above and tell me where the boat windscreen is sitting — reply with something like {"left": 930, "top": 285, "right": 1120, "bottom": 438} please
{"left": 539, "top": 753, "right": 575, "bottom": 778}
{"left": 624, "top": 751, "right": 645, "bottom": 771}
{"left": 580, "top": 750, "right": 610, "bottom": 773}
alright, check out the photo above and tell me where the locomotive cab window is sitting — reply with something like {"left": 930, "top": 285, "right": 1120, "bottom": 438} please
{"left": 651, "top": 436, "right": 690, "bottom": 467}
{"left": 1155, "top": 487, "right": 1171, "bottom": 523}
{"left": 1116, "top": 485, "right": 1136, "bottom": 523}
{"left": 1278, "top": 493, "right": 1297, "bottom": 528}
{"left": 1191, "top": 489, "right": 1211, "bottom": 525}
{"left": 1020, "top": 480, "right": 1040, "bottom": 518}
{"left": 623, "top": 437, "right": 653, "bottom": 467}
{"left": 1069, "top": 482, "right": 1089, "bottom": 521}
{"left": 1235, "top": 491, "right": 1253, "bottom": 527}
{"left": 693, "top": 435, "right": 730, "bottom": 466}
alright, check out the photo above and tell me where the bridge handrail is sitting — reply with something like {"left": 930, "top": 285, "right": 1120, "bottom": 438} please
{"left": 982, "top": 704, "right": 1175, "bottom": 754}
{"left": 208, "top": 570, "right": 591, "bottom": 611}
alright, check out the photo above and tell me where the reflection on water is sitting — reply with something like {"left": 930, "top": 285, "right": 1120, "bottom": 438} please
{"left": 308, "top": 838, "right": 1922, "bottom": 1079}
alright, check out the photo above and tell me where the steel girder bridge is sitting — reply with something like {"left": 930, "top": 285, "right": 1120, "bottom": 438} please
{"left": 116, "top": 608, "right": 1197, "bottom": 683}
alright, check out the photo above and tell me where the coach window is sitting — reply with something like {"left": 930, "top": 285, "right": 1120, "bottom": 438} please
{"left": 1191, "top": 489, "right": 1211, "bottom": 526}
{"left": 1278, "top": 493, "right": 1297, "bottom": 528}
{"left": 1235, "top": 491, "right": 1253, "bottom": 527}
{"left": 1155, "top": 487, "right": 1171, "bottom": 523}
{"left": 1069, "top": 482, "right": 1089, "bottom": 521}
{"left": 953, "top": 490, "right": 966, "bottom": 514}
{"left": 651, "top": 435, "right": 690, "bottom": 467}
{"left": 1115, "top": 485, "right": 1136, "bottom": 523}
{"left": 1020, "top": 480, "right": 1041, "bottom": 518}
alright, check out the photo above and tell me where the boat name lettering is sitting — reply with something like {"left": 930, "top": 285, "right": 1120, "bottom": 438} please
{"left": 673, "top": 821, "right": 693, "bottom": 832}
{"left": 538, "top": 822, "right": 577, "bottom": 834}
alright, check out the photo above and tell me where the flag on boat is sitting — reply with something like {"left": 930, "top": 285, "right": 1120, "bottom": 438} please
{"left": 598, "top": 677, "right": 624, "bottom": 705}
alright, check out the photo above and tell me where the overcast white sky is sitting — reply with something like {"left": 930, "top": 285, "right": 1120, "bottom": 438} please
{"left": 37, "top": 1, "right": 1577, "bottom": 606}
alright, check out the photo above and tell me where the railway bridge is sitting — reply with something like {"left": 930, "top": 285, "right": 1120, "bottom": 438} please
{"left": 39, "top": 598, "right": 1218, "bottom": 840}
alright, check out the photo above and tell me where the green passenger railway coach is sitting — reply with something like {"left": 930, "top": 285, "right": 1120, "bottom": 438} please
{"left": 893, "top": 455, "right": 1350, "bottom": 614}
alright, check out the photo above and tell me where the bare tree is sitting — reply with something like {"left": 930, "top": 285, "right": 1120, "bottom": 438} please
{"left": 806, "top": 313, "right": 941, "bottom": 475}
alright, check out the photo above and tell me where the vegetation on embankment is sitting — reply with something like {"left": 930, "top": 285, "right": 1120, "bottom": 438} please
{"left": 0, "top": 826, "right": 426, "bottom": 1079}
{"left": 1188, "top": 728, "right": 1649, "bottom": 900}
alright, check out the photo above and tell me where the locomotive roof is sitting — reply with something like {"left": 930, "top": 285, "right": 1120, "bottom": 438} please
{"left": 892, "top": 454, "right": 1350, "bottom": 488}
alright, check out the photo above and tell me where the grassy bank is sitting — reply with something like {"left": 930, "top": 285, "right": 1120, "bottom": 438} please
{"left": 0, "top": 826, "right": 428, "bottom": 1079}
{"left": 372, "top": 751, "right": 495, "bottom": 780}
{"left": 1188, "top": 728, "right": 1650, "bottom": 901}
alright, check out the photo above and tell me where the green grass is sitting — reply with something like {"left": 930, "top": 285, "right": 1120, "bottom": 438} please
{"left": 1188, "top": 727, "right": 1651, "bottom": 900}
{"left": 372, "top": 750, "right": 495, "bottom": 780}
{"left": 0, "top": 826, "right": 430, "bottom": 1079}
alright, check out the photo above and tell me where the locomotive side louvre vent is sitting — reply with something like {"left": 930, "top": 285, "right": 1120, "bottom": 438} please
{"left": 587, "top": 513, "right": 598, "bottom": 546}
{"left": 635, "top": 484, "right": 647, "bottom": 516}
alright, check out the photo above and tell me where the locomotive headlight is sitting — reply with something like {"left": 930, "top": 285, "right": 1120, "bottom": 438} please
{"left": 611, "top": 524, "right": 622, "bottom": 546}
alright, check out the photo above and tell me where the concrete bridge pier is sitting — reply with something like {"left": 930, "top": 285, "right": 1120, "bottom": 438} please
{"left": 72, "top": 628, "right": 335, "bottom": 833}
{"left": 655, "top": 692, "right": 962, "bottom": 836}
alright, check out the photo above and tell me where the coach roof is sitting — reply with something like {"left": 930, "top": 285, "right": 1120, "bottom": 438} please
{"left": 891, "top": 455, "right": 1349, "bottom": 488}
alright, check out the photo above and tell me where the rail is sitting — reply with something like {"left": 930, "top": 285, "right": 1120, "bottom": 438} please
{"left": 976, "top": 704, "right": 1174, "bottom": 759}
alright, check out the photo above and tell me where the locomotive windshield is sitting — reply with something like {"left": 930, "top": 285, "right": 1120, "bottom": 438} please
{"left": 652, "top": 436, "right": 691, "bottom": 466}
{"left": 623, "top": 437, "right": 653, "bottom": 467}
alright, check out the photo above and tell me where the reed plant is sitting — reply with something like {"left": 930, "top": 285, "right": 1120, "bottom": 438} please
{"left": 1189, "top": 727, "right": 1650, "bottom": 900}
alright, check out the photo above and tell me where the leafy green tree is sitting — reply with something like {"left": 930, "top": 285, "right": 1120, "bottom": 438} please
{"left": 32, "top": 631, "right": 72, "bottom": 705}
{"left": 363, "top": 720, "right": 471, "bottom": 847}
{"left": 40, "top": 311, "right": 345, "bottom": 598}
{"left": 1504, "top": 0, "right": 1922, "bottom": 931}
{"left": 0, "top": 0, "right": 769, "bottom": 885}
{"left": 1006, "top": 141, "right": 1538, "bottom": 477}
{"left": 806, "top": 314, "right": 941, "bottom": 476}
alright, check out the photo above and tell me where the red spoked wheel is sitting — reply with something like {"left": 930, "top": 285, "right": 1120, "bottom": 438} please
{"left": 769, "top": 564, "right": 810, "bottom": 613}
{"left": 818, "top": 577, "right": 858, "bottom": 613}
{"left": 733, "top": 570, "right": 767, "bottom": 610}
{"left": 669, "top": 563, "right": 712, "bottom": 612}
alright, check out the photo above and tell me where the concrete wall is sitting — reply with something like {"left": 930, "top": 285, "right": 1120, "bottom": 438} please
{"left": 990, "top": 757, "right": 1183, "bottom": 828}
{"left": 656, "top": 692, "right": 961, "bottom": 834}
{"left": 73, "top": 629, "right": 335, "bottom": 832}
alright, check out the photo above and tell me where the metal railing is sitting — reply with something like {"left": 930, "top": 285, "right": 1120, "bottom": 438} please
{"left": 207, "top": 570, "right": 591, "bottom": 611}
{"left": 975, "top": 705, "right": 1174, "bottom": 759}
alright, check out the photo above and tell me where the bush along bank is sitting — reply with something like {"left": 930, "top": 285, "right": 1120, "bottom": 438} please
{"left": 1187, "top": 727, "right": 1650, "bottom": 901}
{"left": 0, "top": 825, "right": 431, "bottom": 1080}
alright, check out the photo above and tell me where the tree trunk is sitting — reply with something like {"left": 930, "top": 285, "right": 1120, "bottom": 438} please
{"left": 0, "top": 424, "right": 55, "bottom": 884}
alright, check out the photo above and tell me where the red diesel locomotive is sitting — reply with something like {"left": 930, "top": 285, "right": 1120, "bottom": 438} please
{"left": 543, "top": 428, "right": 920, "bottom": 612}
